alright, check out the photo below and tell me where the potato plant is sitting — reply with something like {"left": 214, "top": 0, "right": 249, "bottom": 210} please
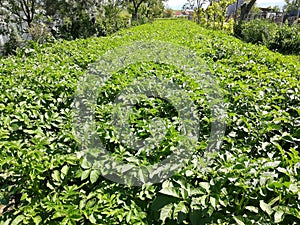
{"left": 0, "top": 20, "right": 299, "bottom": 224}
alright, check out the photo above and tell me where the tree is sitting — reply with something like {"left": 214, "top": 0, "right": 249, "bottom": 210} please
{"left": 183, "top": 0, "right": 207, "bottom": 24}
{"left": 128, "top": 0, "right": 146, "bottom": 21}
{"left": 43, "top": 0, "right": 104, "bottom": 39}
{"left": 283, "top": 0, "right": 300, "bottom": 13}
{"left": 0, "top": 0, "right": 44, "bottom": 32}
{"left": 145, "top": 0, "right": 165, "bottom": 19}
{"left": 103, "top": 0, "right": 124, "bottom": 20}
{"left": 44, "top": 0, "right": 103, "bottom": 22}
{"left": 0, "top": 0, "right": 46, "bottom": 54}
{"left": 3, "top": 0, "right": 41, "bottom": 28}
{"left": 183, "top": 0, "right": 208, "bottom": 23}
{"left": 240, "top": 0, "right": 256, "bottom": 21}
{"left": 127, "top": 0, "right": 165, "bottom": 21}
{"left": 283, "top": 0, "right": 300, "bottom": 22}
{"left": 269, "top": 5, "right": 281, "bottom": 13}
{"left": 205, "top": 0, "right": 235, "bottom": 29}
{"left": 163, "top": 8, "right": 173, "bottom": 18}
{"left": 102, "top": 0, "right": 128, "bottom": 34}
{"left": 103, "top": 0, "right": 125, "bottom": 25}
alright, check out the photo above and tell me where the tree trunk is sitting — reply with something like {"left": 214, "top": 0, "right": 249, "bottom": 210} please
{"left": 197, "top": 13, "right": 200, "bottom": 24}
{"left": 296, "top": 0, "right": 300, "bottom": 23}
{"left": 132, "top": 8, "right": 139, "bottom": 21}
{"left": 240, "top": 0, "right": 256, "bottom": 21}
{"left": 20, "top": 0, "right": 35, "bottom": 28}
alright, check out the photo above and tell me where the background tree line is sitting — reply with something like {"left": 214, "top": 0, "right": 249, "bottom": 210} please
{"left": 181, "top": 0, "right": 299, "bottom": 54}
{"left": 183, "top": 0, "right": 299, "bottom": 30}
{"left": 0, "top": 0, "right": 166, "bottom": 55}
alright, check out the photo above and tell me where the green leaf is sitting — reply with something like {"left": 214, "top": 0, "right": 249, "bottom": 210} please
{"left": 210, "top": 196, "right": 217, "bottom": 209}
{"left": 174, "top": 201, "right": 188, "bottom": 214}
{"left": 151, "top": 195, "right": 178, "bottom": 211}
{"left": 274, "top": 210, "right": 284, "bottom": 223}
{"left": 160, "top": 204, "right": 173, "bottom": 224}
{"left": 126, "top": 211, "right": 131, "bottom": 223}
{"left": 61, "top": 165, "right": 69, "bottom": 179}
{"left": 81, "top": 158, "right": 92, "bottom": 169}
{"left": 88, "top": 213, "right": 97, "bottom": 224}
{"left": 174, "top": 201, "right": 188, "bottom": 223}
{"left": 21, "top": 193, "right": 28, "bottom": 201}
{"left": 33, "top": 216, "right": 42, "bottom": 225}
{"left": 117, "top": 214, "right": 123, "bottom": 222}
{"left": 11, "top": 215, "right": 25, "bottom": 225}
{"left": 90, "top": 170, "right": 100, "bottom": 184}
{"left": 138, "top": 168, "right": 146, "bottom": 184}
{"left": 233, "top": 216, "right": 245, "bottom": 225}
{"left": 23, "top": 129, "right": 36, "bottom": 134}
{"left": 199, "top": 182, "right": 210, "bottom": 193}
{"left": 263, "top": 161, "right": 281, "bottom": 169}
{"left": 268, "top": 196, "right": 280, "bottom": 206}
{"left": 185, "top": 170, "right": 193, "bottom": 177}
{"left": 260, "top": 200, "right": 273, "bottom": 215}
{"left": 288, "top": 184, "right": 298, "bottom": 193}
{"left": 245, "top": 206, "right": 259, "bottom": 213}
{"left": 81, "top": 170, "right": 90, "bottom": 181}
{"left": 159, "top": 187, "right": 181, "bottom": 199}
{"left": 200, "top": 195, "right": 207, "bottom": 207}
{"left": 52, "top": 211, "right": 65, "bottom": 219}
{"left": 52, "top": 170, "right": 60, "bottom": 182}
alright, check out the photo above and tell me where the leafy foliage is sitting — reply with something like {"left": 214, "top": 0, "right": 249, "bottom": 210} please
{"left": 283, "top": 0, "right": 300, "bottom": 14}
{"left": 0, "top": 19, "right": 299, "bottom": 224}
{"left": 237, "top": 19, "right": 300, "bottom": 55}
{"left": 184, "top": 0, "right": 235, "bottom": 32}
{"left": 0, "top": 0, "right": 166, "bottom": 56}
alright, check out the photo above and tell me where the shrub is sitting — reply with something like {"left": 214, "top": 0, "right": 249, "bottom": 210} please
{"left": 2, "top": 26, "right": 24, "bottom": 56}
{"left": 267, "top": 24, "right": 300, "bottom": 54}
{"left": 237, "top": 19, "right": 300, "bottom": 55}
{"left": 240, "top": 19, "right": 277, "bottom": 44}
{"left": 28, "top": 23, "right": 54, "bottom": 44}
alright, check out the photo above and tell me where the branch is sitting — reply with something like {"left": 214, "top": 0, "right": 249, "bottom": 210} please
{"left": 136, "top": 0, "right": 145, "bottom": 8}
{"left": 30, "top": 0, "right": 36, "bottom": 23}
{"left": 21, "top": 0, "right": 30, "bottom": 19}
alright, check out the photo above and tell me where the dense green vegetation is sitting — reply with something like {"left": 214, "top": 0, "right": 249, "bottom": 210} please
{"left": 235, "top": 20, "right": 300, "bottom": 55}
{"left": 0, "top": 19, "right": 300, "bottom": 224}
{"left": 0, "top": 0, "right": 166, "bottom": 56}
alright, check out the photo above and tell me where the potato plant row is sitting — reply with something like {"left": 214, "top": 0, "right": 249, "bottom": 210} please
{"left": 0, "top": 19, "right": 299, "bottom": 224}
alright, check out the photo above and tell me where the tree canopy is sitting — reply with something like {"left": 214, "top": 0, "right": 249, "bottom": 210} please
{"left": 0, "top": 0, "right": 166, "bottom": 55}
